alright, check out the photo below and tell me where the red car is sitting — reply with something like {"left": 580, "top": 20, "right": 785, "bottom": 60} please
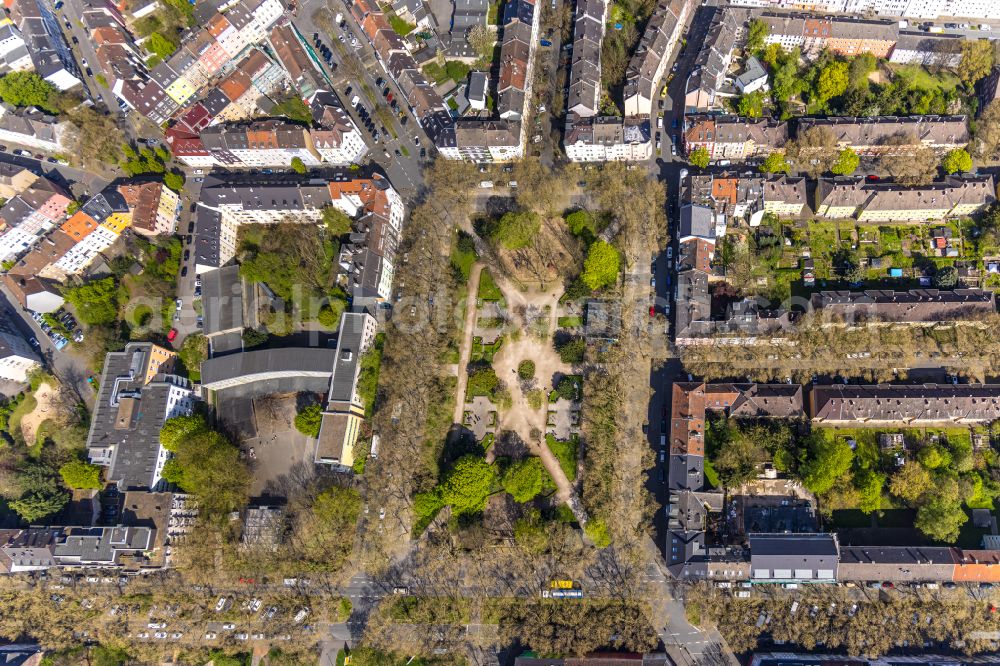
{"left": 649, "top": 305, "right": 655, "bottom": 317}
{"left": 167, "top": 328, "right": 178, "bottom": 342}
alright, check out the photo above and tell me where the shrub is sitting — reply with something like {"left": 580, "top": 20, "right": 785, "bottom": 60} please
{"left": 294, "top": 404, "right": 322, "bottom": 438}
{"left": 517, "top": 360, "right": 535, "bottom": 379}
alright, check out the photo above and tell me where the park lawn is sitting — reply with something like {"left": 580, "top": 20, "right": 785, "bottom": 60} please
{"left": 423, "top": 60, "right": 471, "bottom": 85}
{"left": 6, "top": 392, "right": 37, "bottom": 446}
{"left": 546, "top": 434, "right": 578, "bottom": 482}
{"left": 478, "top": 269, "right": 504, "bottom": 302}
{"left": 470, "top": 336, "right": 503, "bottom": 363}
{"left": 451, "top": 240, "right": 477, "bottom": 283}
{"left": 889, "top": 63, "right": 961, "bottom": 93}
{"left": 557, "top": 316, "right": 583, "bottom": 328}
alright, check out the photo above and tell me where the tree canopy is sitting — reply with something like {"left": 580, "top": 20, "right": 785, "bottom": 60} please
{"left": 799, "top": 434, "right": 853, "bottom": 494}
{"left": 294, "top": 404, "right": 323, "bottom": 438}
{"left": 737, "top": 91, "right": 765, "bottom": 118}
{"left": 688, "top": 146, "right": 710, "bottom": 168}
{"left": 830, "top": 147, "right": 860, "bottom": 176}
{"left": 0, "top": 72, "right": 56, "bottom": 110}
{"left": 761, "top": 152, "right": 790, "bottom": 175}
{"left": 439, "top": 455, "right": 496, "bottom": 514}
{"left": 58, "top": 461, "right": 103, "bottom": 490}
{"left": 814, "top": 61, "right": 850, "bottom": 107}
{"left": 147, "top": 31, "right": 178, "bottom": 59}
{"left": 163, "top": 171, "right": 185, "bottom": 192}
{"left": 501, "top": 457, "right": 545, "bottom": 503}
{"left": 580, "top": 241, "right": 620, "bottom": 290}
{"left": 65, "top": 278, "right": 120, "bottom": 326}
{"left": 159, "top": 413, "right": 208, "bottom": 452}
{"left": 162, "top": 429, "right": 250, "bottom": 518}
{"left": 933, "top": 265, "right": 959, "bottom": 288}
{"left": 290, "top": 157, "right": 307, "bottom": 174}
{"left": 10, "top": 461, "right": 68, "bottom": 523}
{"left": 323, "top": 206, "right": 353, "bottom": 235}
{"left": 489, "top": 211, "right": 541, "bottom": 250}
{"left": 746, "top": 18, "right": 768, "bottom": 55}
{"left": 941, "top": 148, "right": 973, "bottom": 175}
{"left": 958, "top": 40, "right": 994, "bottom": 86}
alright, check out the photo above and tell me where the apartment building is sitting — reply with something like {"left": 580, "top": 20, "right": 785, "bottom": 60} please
{"left": 102, "top": 0, "right": 284, "bottom": 125}
{"left": 117, "top": 182, "right": 180, "bottom": 237}
{"left": 564, "top": 116, "right": 653, "bottom": 162}
{"left": 684, "top": 8, "right": 745, "bottom": 113}
{"left": 566, "top": 0, "right": 605, "bottom": 118}
{"left": 435, "top": 120, "right": 523, "bottom": 161}
{"left": 798, "top": 115, "right": 969, "bottom": 156}
{"left": 87, "top": 343, "right": 194, "bottom": 490}
{"left": 0, "top": 18, "right": 32, "bottom": 72}
{"left": 816, "top": 175, "right": 995, "bottom": 221}
{"left": 623, "top": 0, "right": 692, "bottom": 117}
{"left": 192, "top": 172, "right": 404, "bottom": 284}
{"left": 9, "top": 0, "right": 80, "bottom": 90}
{"left": 731, "top": 0, "right": 1000, "bottom": 20}
{"left": 683, "top": 115, "right": 789, "bottom": 161}
{"left": 681, "top": 171, "right": 764, "bottom": 234}
{"left": 811, "top": 288, "right": 996, "bottom": 325}
{"left": 0, "top": 525, "right": 158, "bottom": 573}
{"left": 0, "top": 176, "right": 72, "bottom": 263}
{"left": 497, "top": 0, "right": 536, "bottom": 121}
{"left": 316, "top": 312, "right": 379, "bottom": 467}
{"left": 888, "top": 31, "right": 963, "bottom": 66}
{"left": 0, "top": 104, "right": 70, "bottom": 154}
{"left": 810, "top": 383, "right": 1000, "bottom": 424}
{"left": 763, "top": 175, "right": 809, "bottom": 217}
{"left": 0, "top": 316, "right": 39, "bottom": 382}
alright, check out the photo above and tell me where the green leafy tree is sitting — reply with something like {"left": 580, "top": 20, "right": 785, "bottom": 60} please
{"left": 737, "top": 90, "right": 765, "bottom": 118}
{"left": 580, "top": 241, "right": 620, "bottom": 290}
{"left": 714, "top": 433, "right": 765, "bottom": 489}
{"left": 584, "top": 518, "right": 610, "bottom": 547}
{"left": 917, "top": 443, "right": 951, "bottom": 469}
{"left": 294, "top": 404, "right": 323, "bottom": 438}
{"left": 688, "top": 146, "right": 710, "bottom": 168}
{"left": 517, "top": 360, "right": 535, "bottom": 379}
{"left": 889, "top": 462, "right": 932, "bottom": 504}
{"left": 323, "top": 206, "right": 353, "bottom": 235}
{"left": 317, "top": 299, "right": 346, "bottom": 328}
{"left": 855, "top": 467, "right": 885, "bottom": 514}
{"left": 65, "top": 278, "right": 120, "bottom": 326}
{"left": 467, "top": 365, "right": 500, "bottom": 398}
{"left": 565, "top": 210, "right": 597, "bottom": 239}
{"left": 847, "top": 53, "right": 877, "bottom": 89}
{"left": 58, "top": 460, "right": 103, "bottom": 489}
{"left": 163, "top": 171, "right": 185, "bottom": 192}
{"left": 0, "top": 72, "right": 55, "bottom": 109}
{"left": 933, "top": 265, "right": 959, "bottom": 288}
{"left": 746, "top": 18, "right": 769, "bottom": 54}
{"left": 489, "top": 210, "right": 541, "bottom": 250}
{"left": 11, "top": 462, "right": 68, "bottom": 523}
{"left": 502, "top": 457, "right": 545, "bottom": 502}
{"left": 147, "top": 31, "right": 178, "bottom": 59}
{"left": 941, "top": 148, "right": 973, "bottom": 174}
{"left": 290, "top": 157, "right": 307, "bottom": 174}
{"left": 761, "top": 152, "right": 790, "bottom": 175}
{"left": 958, "top": 40, "right": 994, "bottom": 86}
{"left": 159, "top": 414, "right": 208, "bottom": 451}
{"left": 830, "top": 147, "right": 859, "bottom": 175}
{"left": 167, "top": 429, "right": 250, "bottom": 517}
{"left": 513, "top": 508, "right": 548, "bottom": 554}
{"left": 66, "top": 200, "right": 80, "bottom": 215}
{"left": 555, "top": 335, "right": 585, "bottom": 364}
{"left": 915, "top": 491, "right": 968, "bottom": 542}
{"left": 439, "top": 455, "right": 496, "bottom": 514}
{"left": 799, "top": 434, "right": 853, "bottom": 494}
{"left": 814, "top": 60, "right": 850, "bottom": 106}
{"left": 554, "top": 376, "right": 579, "bottom": 401}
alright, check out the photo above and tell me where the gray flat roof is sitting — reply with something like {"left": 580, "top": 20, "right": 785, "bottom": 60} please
{"left": 327, "top": 313, "right": 369, "bottom": 404}
{"left": 202, "top": 265, "right": 244, "bottom": 336}
{"left": 200, "top": 348, "right": 338, "bottom": 390}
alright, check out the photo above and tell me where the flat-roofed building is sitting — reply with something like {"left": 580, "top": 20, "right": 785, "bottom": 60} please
{"left": 749, "top": 533, "right": 839, "bottom": 582}
{"left": 315, "top": 312, "right": 379, "bottom": 467}
{"left": 86, "top": 343, "right": 194, "bottom": 490}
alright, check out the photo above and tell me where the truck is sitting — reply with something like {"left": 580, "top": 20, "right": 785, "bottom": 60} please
{"left": 335, "top": 11, "right": 343, "bottom": 23}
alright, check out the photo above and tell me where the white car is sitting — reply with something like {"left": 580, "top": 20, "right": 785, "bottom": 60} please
{"left": 222, "top": 623, "right": 236, "bottom": 630}
{"left": 214, "top": 596, "right": 229, "bottom": 612}
{"left": 171, "top": 632, "right": 183, "bottom": 639}
{"left": 265, "top": 606, "right": 278, "bottom": 619}
{"left": 248, "top": 598, "right": 262, "bottom": 613}
{"left": 204, "top": 632, "right": 217, "bottom": 640}
{"left": 175, "top": 298, "right": 183, "bottom": 311}
{"left": 148, "top": 622, "right": 165, "bottom": 629}
{"left": 137, "top": 632, "right": 149, "bottom": 639}
{"left": 251, "top": 633, "right": 265, "bottom": 640}
{"left": 154, "top": 632, "right": 167, "bottom": 639}
{"left": 235, "top": 633, "right": 249, "bottom": 641}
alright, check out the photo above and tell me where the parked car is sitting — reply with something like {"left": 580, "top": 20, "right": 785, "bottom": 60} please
{"left": 167, "top": 329, "right": 178, "bottom": 342}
